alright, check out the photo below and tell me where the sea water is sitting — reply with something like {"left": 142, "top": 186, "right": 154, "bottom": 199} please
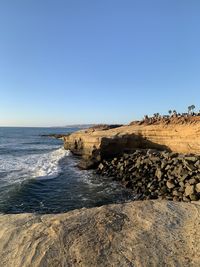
{"left": 0, "top": 127, "right": 132, "bottom": 213}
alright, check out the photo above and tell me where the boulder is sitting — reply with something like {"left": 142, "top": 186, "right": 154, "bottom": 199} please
{"left": 98, "top": 163, "right": 104, "bottom": 170}
{"left": 195, "top": 183, "right": 200, "bottom": 193}
{"left": 155, "top": 169, "right": 163, "bottom": 180}
{"left": 184, "top": 156, "right": 198, "bottom": 162}
{"left": 185, "top": 185, "right": 194, "bottom": 197}
{"left": 166, "top": 181, "right": 175, "bottom": 189}
{"left": 97, "top": 150, "right": 200, "bottom": 202}
{"left": 78, "top": 158, "right": 99, "bottom": 169}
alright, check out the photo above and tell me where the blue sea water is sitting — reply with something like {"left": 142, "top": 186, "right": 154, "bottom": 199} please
{"left": 0, "top": 127, "right": 132, "bottom": 213}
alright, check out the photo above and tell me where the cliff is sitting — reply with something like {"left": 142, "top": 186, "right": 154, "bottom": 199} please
{"left": 0, "top": 200, "right": 200, "bottom": 267}
{"left": 63, "top": 120, "right": 200, "bottom": 168}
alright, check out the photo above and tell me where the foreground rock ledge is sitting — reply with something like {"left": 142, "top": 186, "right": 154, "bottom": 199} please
{"left": 0, "top": 201, "right": 200, "bottom": 267}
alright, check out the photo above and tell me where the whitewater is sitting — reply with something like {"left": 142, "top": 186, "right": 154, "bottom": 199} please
{"left": 0, "top": 127, "right": 133, "bottom": 213}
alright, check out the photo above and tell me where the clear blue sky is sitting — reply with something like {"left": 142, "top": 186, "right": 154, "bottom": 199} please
{"left": 0, "top": 0, "right": 200, "bottom": 126}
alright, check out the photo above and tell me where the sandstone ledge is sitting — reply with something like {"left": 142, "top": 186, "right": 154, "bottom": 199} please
{"left": 0, "top": 200, "right": 200, "bottom": 267}
{"left": 63, "top": 123, "right": 200, "bottom": 168}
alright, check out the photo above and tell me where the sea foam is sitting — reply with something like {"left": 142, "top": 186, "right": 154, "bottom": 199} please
{"left": 0, "top": 147, "right": 71, "bottom": 184}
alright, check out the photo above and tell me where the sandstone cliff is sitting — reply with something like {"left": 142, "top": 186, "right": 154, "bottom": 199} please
{"left": 63, "top": 121, "right": 200, "bottom": 168}
{"left": 0, "top": 200, "right": 200, "bottom": 267}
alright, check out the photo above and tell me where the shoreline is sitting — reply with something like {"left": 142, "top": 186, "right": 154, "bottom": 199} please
{"left": 62, "top": 120, "right": 200, "bottom": 204}
{"left": 0, "top": 123, "right": 200, "bottom": 266}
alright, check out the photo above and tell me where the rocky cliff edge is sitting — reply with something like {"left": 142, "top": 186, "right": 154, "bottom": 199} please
{"left": 63, "top": 121, "right": 200, "bottom": 168}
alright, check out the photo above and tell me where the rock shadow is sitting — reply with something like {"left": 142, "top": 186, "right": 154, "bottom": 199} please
{"left": 100, "top": 133, "right": 171, "bottom": 159}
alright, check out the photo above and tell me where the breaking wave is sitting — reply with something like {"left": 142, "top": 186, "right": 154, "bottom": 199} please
{"left": 0, "top": 147, "right": 71, "bottom": 184}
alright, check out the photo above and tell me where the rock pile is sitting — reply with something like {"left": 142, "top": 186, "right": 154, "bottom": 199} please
{"left": 97, "top": 150, "right": 200, "bottom": 202}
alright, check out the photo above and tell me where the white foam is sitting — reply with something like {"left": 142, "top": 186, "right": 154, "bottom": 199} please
{"left": 0, "top": 147, "right": 71, "bottom": 184}
{"left": 32, "top": 148, "right": 71, "bottom": 179}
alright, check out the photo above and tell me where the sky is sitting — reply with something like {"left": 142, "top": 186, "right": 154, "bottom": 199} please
{"left": 0, "top": 0, "right": 200, "bottom": 127}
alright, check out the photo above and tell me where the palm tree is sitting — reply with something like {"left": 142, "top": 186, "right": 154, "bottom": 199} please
{"left": 168, "top": 110, "right": 172, "bottom": 116}
{"left": 153, "top": 113, "right": 160, "bottom": 119}
{"left": 191, "top": 105, "right": 195, "bottom": 113}
{"left": 172, "top": 110, "right": 177, "bottom": 117}
{"left": 188, "top": 106, "right": 192, "bottom": 114}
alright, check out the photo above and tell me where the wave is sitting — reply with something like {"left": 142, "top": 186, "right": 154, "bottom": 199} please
{"left": 33, "top": 148, "right": 71, "bottom": 180}
{"left": 0, "top": 147, "right": 71, "bottom": 184}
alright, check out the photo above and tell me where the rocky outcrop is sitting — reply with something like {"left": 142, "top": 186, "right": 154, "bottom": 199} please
{"left": 97, "top": 150, "right": 200, "bottom": 202}
{"left": 0, "top": 200, "right": 200, "bottom": 267}
{"left": 41, "top": 133, "right": 70, "bottom": 139}
{"left": 87, "top": 124, "right": 123, "bottom": 131}
{"left": 63, "top": 122, "right": 200, "bottom": 168}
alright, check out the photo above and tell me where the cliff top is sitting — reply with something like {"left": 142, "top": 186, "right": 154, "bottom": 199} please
{"left": 74, "top": 116, "right": 200, "bottom": 138}
{"left": 130, "top": 115, "right": 200, "bottom": 126}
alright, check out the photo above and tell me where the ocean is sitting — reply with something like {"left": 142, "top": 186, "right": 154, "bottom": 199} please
{"left": 0, "top": 127, "right": 132, "bottom": 213}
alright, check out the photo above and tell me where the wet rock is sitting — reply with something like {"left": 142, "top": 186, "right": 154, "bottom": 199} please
{"left": 78, "top": 158, "right": 98, "bottom": 169}
{"left": 98, "top": 163, "right": 104, "bottom": 170}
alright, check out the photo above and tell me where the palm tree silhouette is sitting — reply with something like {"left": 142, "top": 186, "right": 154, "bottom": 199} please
{"left": 188, "top": 105, "right": 195, "bottom": 114}
{"left": 191, "top": 105, "right": 195, "bottom": 113}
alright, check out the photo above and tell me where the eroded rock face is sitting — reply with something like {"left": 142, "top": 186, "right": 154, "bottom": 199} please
{"left": 63, "top": 123, "right": 200, "bottom": 168}
{"left": 0, "top": 200, "right": 200, "bottom": 267}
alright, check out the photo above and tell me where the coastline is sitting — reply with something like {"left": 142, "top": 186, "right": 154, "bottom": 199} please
{"left": 1, "top": 120, "right": 200, "bottom": 266}
{"left": 62, "top": 119, "right": 200, "bottom": 203}
{"left": 63, "top": 118, "right": 200, "bottom": 170}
